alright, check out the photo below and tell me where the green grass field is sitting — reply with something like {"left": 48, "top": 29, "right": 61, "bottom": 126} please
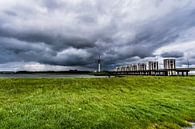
{"left": 0, "top": 76, "right": 195, "bottom": 129}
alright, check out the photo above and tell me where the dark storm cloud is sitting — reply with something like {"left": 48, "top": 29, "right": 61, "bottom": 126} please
{"left": 0, "top": 0, "right": 195, "bottom": 70}
{"left": 0, "top": 26, "right": 95, "bottom": 50}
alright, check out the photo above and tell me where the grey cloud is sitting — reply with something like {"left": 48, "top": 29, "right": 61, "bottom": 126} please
{"left": 3, "top": 10, "right": 17, "bottom": 17}
{"left": 0, "top": 25, "right": 96, "bottom": 50}
{"left": 161, "top": 51, "right": 184, "bottom": 58}
{"left": 41, "top": 0, "right": 62, "bottom": 10}
{"left": 0, "top": 0, "right": 195, "bottom": 71}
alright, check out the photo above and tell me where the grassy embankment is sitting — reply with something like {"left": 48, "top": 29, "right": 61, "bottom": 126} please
{"left": 0, "top": 76, "right": 195, "bottom": 129}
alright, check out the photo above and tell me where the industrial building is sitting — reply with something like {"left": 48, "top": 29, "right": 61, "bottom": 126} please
{"left": 114, "top": 59, "right": 190, "bottom": 76}
{"left": 163, "top": 59, "right": 176, "bottom": 76}
{"left": 148, "top": 61, "right": 158, "bottom": 70}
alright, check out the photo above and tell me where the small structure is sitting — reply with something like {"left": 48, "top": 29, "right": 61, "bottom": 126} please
{"left": 121, "top": 66, "right": 125, "bottom": 72}
{"left": 132, "top": 64, "right": 138, "bottom": 71}
{"left": 148, "top": 61, "right": 159, "bottom": 75}
{"left": 138, "top": 63, "right": 147, "bottom": 71}
{"left": 126, "top": 65, "right": 130, "bottom": 72}
{"left": 115, "top": 67, "right": 119, "bottom": 72}
{"left": 163, "top": 59, "right": 176, "bottom": 76}
{"left": 164, "top": 59, "right": 176, "bottom": 70}
{"left": 148, "top": 61, "right": 159, "bottom": 70}
{"left": 128, "top": 64, "right": 133, "bottom": 71}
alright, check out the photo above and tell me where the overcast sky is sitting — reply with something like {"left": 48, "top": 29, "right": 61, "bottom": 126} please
{"left": 0, "top": 0, "right": 195, "bottom": 71}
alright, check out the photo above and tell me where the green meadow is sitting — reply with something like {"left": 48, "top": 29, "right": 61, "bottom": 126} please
{"left": 0, "top": 76, "right": 195, "bottom": 129}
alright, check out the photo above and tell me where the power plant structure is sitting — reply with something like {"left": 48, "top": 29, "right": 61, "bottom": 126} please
{"left": 114, "top": 59, "right": 190, "bottom": 76}
{"left": 148, "top": 61, "right": 158, "bottom": 70}
{"left": 164, "top": 59, "right": 176, "bottom": 76}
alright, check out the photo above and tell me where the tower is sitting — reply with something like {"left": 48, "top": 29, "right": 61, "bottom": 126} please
{"left": 164, "top": 59, "right": 176, "bottom": 70}
{"left": 163, "top": 59, "right": 176, "bottom": 76}
{"left": 97, "top": 55, "right": 101, "bottom": 72}
{"left": 148, "top": 61, "right": 159, "bottom": 70}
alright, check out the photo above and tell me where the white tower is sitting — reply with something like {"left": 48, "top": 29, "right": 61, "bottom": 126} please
{"left": 97, "top": 55, "right": 101, "bottom": 72}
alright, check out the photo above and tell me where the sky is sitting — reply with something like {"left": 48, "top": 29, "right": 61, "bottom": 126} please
{"left": 0, "top": 0, "right": 195, "bottom": 71}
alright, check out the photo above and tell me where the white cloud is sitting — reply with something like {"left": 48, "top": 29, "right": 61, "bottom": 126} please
{"left": 0, "top": 62, "right": 90, "bottom": 71}
{"left": 154, "top": 40, "right": 195, "bottom": 58}
{"left": 57, "top": 47, "right": 91, "bottom": 59}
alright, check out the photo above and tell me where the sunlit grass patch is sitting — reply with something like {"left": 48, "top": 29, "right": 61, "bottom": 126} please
{"left": 0, "top": 76, "right": 195, "bottom": 129}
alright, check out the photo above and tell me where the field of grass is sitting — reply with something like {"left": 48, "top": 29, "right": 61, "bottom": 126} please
{"left": 0, "top": 76, "right": 195, "bottom": 129}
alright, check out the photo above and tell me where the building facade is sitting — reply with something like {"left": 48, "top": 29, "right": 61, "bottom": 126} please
{"left": 148, "top": 61, "right": 159, "bottom": 70}
{"left": 163, "top": 59, "right": 176, "bottom": 75}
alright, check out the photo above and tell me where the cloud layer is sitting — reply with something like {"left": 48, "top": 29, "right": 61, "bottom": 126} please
{"left": 0, "top": 0, "right": 195, "bottom": 71}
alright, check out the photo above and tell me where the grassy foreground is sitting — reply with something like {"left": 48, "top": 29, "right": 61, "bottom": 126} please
{"left": 0, "top": 76, "right": 195, "bottom": 129}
